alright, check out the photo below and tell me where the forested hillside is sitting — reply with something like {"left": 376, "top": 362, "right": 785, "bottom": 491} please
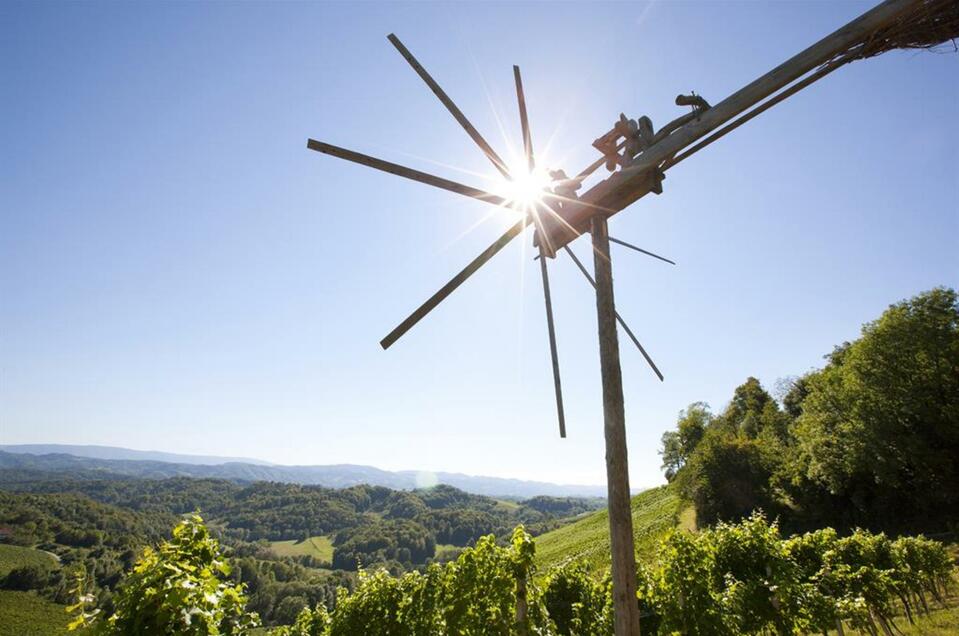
{"left": 660, "top": 287, "right": 959, "bottom": 534}
{"left": 0, "top": 476, "right": 599, "bottom": 627}
{"left": 534, "top": 485, "right": 689, "bottom": 574}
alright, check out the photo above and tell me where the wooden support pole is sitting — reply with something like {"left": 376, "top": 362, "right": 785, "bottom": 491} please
{"left": 591, "top": 214, "right": 640, "bottom": 636}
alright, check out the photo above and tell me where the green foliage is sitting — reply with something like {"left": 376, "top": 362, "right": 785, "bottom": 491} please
{"left": 268, "top": 536, "right": 333, "bottom": 564}
{"left": 0, "top": 544, "right": 58, "bottom": 578}
{"left": 659, "top": 402, "right": 710, "bottom": 481}
{"left": 792, "top": 287, "right": 959, "bottom": 529}
{"left": 677, "top": 429, "right": 778, "bottom": 527}
{"left": 534, "top": 486, "right": 682, "bottom": 575}
{"left": 2, "top": 564, "right": 50, "bottom": 591}
{"left": 644, "top": 514, "right": 954, "bottom": 636}
{"left": 541, "top": 561, "right": 613, "bottom": 635}
{"left": 538, "top": 514, "right": 954, "bottom": 636}
{"left": 64, "top": 511, "right": 955, "bottom": 636}
{"left": 662, "top": 288, "right": 959, "bottom": 533}
{"left": 71, "top": 514, "right": 259, "bottom": 635}
{"left": 268, "top": 604, "right": 329, "bottom": 636}
{"left": 0, "top": 590, "right": 71, "bottom": 636}
{"left": 268, "top": 525, "right": 550, "bottom": 636}
{"left": 0, "top": 475, "right": 599, "bottom": 627}
{"left": 331, "top": 519, "right": 435, "bottom": 571}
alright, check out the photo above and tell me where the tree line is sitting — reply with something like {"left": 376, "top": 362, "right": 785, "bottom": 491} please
{"left": 660, "top": 287, "right": 959, "bottom": 534}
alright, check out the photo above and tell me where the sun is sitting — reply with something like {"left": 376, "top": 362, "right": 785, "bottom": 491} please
{"left": 498, "top": 167, "right": 553, "bottom": 212}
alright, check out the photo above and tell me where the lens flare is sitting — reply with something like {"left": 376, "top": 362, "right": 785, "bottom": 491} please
{"left": 497, "top": 167, "right": 553, "bottom": 212}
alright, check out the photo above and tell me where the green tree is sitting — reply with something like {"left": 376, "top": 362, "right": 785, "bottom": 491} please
{"left": 1, "top": 564, "right": 49, "bottom": 591}
{"left": 792, "top": 287, "right": 959, "bottom": 529}
{"left": 678, "top": 429, "right": 779, "bottom": 528}
{"left": 725, "top": 377, "right": 773, "bottom": 431}
{"left": 660, "top": 402, "right": 711, "bottom": 481}
{"left": 71, "top": 514, "right": 259, "bottom": 635}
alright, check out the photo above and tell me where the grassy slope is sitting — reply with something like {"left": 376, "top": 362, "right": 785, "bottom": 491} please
{"left": 0, "top": 544, "right": 57, "bottom": 577}
{"left": 534, "top": 485, "right": 682, "bottom": 575}
{"left": 269, "top": 535, "right": 333, "bottom": 562}
{"left": 895, "top": 605, "right": 959, "bottom": 635}
{"left": 0, "top": 546, "right": 67, "bottom": 635}
{"left": 0, "top": 591, "right": 70, "bottom": 636}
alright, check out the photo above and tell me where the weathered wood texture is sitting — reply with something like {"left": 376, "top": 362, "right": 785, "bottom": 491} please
{"left": 513, "top": 65, "right": 534, "bottom": 173}
{"left": 591, "top": 215, "right": 641, "bottom": 636}
{"left": 541, "top": 0, "right": 918, "bottom": 252}
{"left": 306, "top": 139, "right": 507, "bottom": 207}
{"left": 538, "top": 246, "right": 566, "bottom": 437}
{"left": 514, "top": 64, "right": 567, "bottom": 436}
{"left": 608, "top": 236, "right": 675, "bottom": 266}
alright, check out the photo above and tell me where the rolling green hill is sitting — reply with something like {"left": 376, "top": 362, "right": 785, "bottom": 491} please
{"left": 0, "top": 544, "right": 57, "bottom": 577}
{"left": 269, "top": 535, "right": 333, "bottom": 562}
{"left": 0, "top": 591, "right": 70, "bottom": 636}
{"left": 534, "top": 484, "right": 689, "bottom": 574}
{"left": 0, "top": 545, "right": 68, "bottom": 636}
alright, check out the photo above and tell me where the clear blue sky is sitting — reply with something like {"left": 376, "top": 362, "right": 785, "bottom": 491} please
{"left": 1, "top": 1, "right": 956, "bottom": 489}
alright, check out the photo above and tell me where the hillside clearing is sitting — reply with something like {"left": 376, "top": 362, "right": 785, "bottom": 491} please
{"left": 534, "top": 485, "right": 682, "bottom": 574}
{"left": 269, "top": 535, "right": 333, "bottom": 562}
{"left": 0, "top": 544, "right": 57, "bottom": 577}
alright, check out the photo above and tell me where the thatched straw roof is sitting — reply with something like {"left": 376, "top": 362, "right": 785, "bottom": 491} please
{"left": 840, "top": 0, "right": 959, "bottom": 63}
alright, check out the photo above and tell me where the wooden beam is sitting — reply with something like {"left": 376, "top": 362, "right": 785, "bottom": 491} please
{"left": 538, "top": 243, "right": 567, "bottom": 438}
{"left": 608, "top": 236, "right": 676, "bottom": 266}
{"left": 307, "top": 139, "right": 507, "bottom": 207}
{"left": 591, "top": 215, "right": 641, "bottom": 636}
{"left": 625, "top": 0, "right": 915, "bottom": 178}
{"left": 513, "top": 66, "right": 534, "bottom": 173}
{"left": 540, "top": 0, "right": 919, "bottom": 252}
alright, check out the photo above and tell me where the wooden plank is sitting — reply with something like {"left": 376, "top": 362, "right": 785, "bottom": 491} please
{"left": 380, "top": 218, "right": 531, "bottom": 349}
{"left": 307, "top": 139, "right": 507, "bottom": 207}
{"left": 388, "top": 34, "right": 512, "bottom": 180}
{"left": 538, "top": 244, "right": 567, "bottom": 437}
{"left": 591, "top": 215, "right": 641, "bottom": 636}
{"left": 608, "top": 237, "right": 675, "bottom": 266}
{"left": 513, "top": 66, "right": 534, "bottom": 173}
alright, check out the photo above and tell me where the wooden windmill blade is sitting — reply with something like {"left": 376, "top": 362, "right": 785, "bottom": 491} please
{"left": 608, "top": 236, "right": 676, "bottom": 266}
{"left": 306, "top": 140, "right": 509, "bottom": 207}
{"left": 562, "top": 245, "right": 663, "bottom": 382}
{"left": 537, "top": 218, "right": 567, "bottom": 437}
{"left": 380, "top": 217, "right": 532, "bottom": 350}
{"left": 513, "top": 66, "right": 534, "bottom": 173}
{"left": 514, "top": 64, "right": 566, "bottom": 437}
{"left": 388, "top": 34, "right": 512, "bottom": 180}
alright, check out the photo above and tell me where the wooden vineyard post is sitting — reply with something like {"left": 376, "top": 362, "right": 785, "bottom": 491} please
{"left": 591, "top": 214, "right": 641, "bottom": 636}
{"left": 515, "top": 570, "right": 528, "bottom": 636}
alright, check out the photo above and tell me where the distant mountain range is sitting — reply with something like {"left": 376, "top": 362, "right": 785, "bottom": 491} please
{"left": 0, "top": 444, "right": 273, "bottom": 466}
{"left": 0, "top": 444, "right": 609, "bottom": 498}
